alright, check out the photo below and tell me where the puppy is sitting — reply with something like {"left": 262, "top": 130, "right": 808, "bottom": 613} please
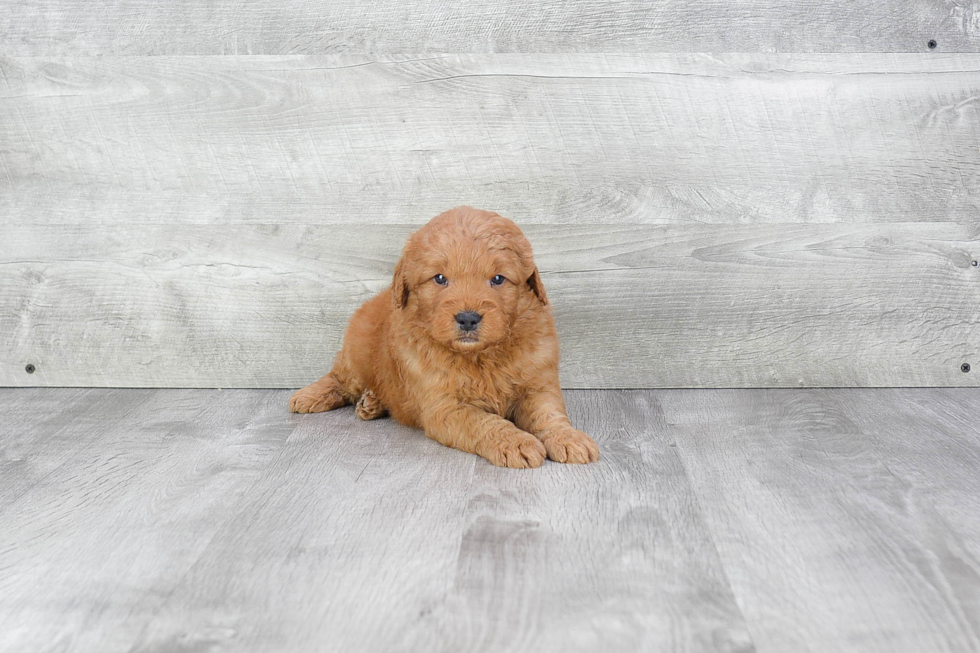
{"left": 289, "top": 206, "right": 599, "bottom": 468}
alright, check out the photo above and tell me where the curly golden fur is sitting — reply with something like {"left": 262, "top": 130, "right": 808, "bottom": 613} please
{"left": 289, "top": 206, "right": 599, "bottom": 468}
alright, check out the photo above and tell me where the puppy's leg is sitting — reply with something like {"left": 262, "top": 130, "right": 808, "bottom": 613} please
{"left": 355, "top": 390, "right": 387, "bottom": 420}
{"left": 511, "top": 387, "right": 599, "bottom": 464}
{"left": 289, "top": 373, "right": 350, "bottom": 414}
{"left": 423, "top": 403, "right": 546, "bottom": 469}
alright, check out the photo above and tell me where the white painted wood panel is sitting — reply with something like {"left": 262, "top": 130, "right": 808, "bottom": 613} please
{"left": 2, "top": 54, "right": 978, "bottom": 387}
{"left": 1, "top": 222, "right": 976, "bottom": 388}
{"left": 1, "top": 54, "right": 978, "bottom": 227}
{"left": 2, "top": 0, "right": 978, "bottom": 55}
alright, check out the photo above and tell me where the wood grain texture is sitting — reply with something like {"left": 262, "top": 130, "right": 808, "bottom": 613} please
{"left": 2, "top": 53, "right": 978, "bottom": 388}
{"left": 0, "top": 388, "right": 756, "bottom": 652}
{"left": 126, "top": 390, "right": 753, "bottom": 652}
{"left": 0, "top": 389, "right": 297, "bottom": 653}
{"left": 3, "top": 388, "right": 979, "bottom": 651}
{"left": 0, "top": 388, "right": 108, "bottom": 507}
{"left": 664, "top": 388, "right": 980, "bottom": 652}
{"left": 2, "top": 0, "right": 979, "bottom": 55}
{"left": 1, "top": 54, "right": 979, "bottom": 227}
{"left": 1, "top": 221, "right": 977, "bottom": 388}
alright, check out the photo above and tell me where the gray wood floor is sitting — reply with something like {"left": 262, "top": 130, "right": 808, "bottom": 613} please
{"left": 1, "top": 388, "right": 979, "bottom": 652}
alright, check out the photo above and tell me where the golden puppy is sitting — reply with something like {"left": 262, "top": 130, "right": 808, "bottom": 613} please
{"left": 289, "top": 206, "right": 599, "bottom": 468}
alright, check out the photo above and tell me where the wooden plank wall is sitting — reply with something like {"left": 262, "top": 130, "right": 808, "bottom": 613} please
{"left": 3, "top": 1, "right": 980, "bottom": 54}
{"left": 1, "top": 4, "right": 978, "bottom": 388}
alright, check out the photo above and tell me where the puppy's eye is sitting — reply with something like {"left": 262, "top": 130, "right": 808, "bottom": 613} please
{"left": 433, "top": 274, "right": 448, "bottom": 286}
{"left": 490, "top": 274, "right": 506, "bottom": 287}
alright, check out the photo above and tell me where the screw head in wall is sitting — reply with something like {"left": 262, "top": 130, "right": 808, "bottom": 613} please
{"left": 928, "top": 39, "right": 938, "bottom": 49}
{"left": 25, "top": 364, "right": 36, "bottom": 374}
{"left": 963, "top": 363, "right": 972, "bottom": 373}
{"left": 973, "top": 260, "right": 978, "bottom": 267}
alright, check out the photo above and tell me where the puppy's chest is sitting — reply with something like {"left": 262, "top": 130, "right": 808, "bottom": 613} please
{"left": 444, "top": 358, "right": 522, "bottom": 414}
{"left": 397, "top": 343, "right": 527, "bottom": 416}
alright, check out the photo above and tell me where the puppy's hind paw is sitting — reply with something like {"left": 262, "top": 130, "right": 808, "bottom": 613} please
{"left": 542, "top": 428, "right": 599, "bottom": 464}
{"left": 355, "top": 390, "right": 387, "bottom": 420}
{"left": 289, "top": 381, "right": 348, "bottom": 414}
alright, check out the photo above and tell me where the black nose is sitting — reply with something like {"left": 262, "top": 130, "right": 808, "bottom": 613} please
{"left": 455, "top": 311, "right": 482, "bottom": 332}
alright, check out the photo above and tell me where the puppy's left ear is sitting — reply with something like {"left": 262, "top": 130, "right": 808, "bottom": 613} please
{"left": 392, "top": 257, "right": 410, "bottom": 309}
{"left": 526, "top": 266, "right": 549, "bottom": 306}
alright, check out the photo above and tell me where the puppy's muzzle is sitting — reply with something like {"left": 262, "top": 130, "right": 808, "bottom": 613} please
{"left": 455, "top": 311, "right": 482, "bottom": 332}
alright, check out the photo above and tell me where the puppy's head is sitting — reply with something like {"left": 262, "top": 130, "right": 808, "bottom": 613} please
{"left": 392, "top": 206, "right": 548, "bottom": 354}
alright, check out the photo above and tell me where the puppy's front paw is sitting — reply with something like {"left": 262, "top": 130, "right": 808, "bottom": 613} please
{"left": 542, "top": 428, "right": 599, "bottom": 464}
{"left": 289, "top": 383, "right": 347, "bottom": 414}
{"left": 481, "top": 430, "right": 547, "bottom": 469}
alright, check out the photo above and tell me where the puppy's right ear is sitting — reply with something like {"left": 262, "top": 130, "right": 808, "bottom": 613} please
{"left": 392, "top": 257, "right": 410, "bottom": 309}
{"left": 527, "top": 266, "right": 549, "bottom": 306}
